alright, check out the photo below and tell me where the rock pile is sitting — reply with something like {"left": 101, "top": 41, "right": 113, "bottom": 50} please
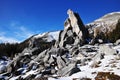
{"left": 0, "top": 10, "right": 120, "bottom": 80}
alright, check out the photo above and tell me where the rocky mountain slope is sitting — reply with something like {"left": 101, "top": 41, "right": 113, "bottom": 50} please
{"left": 86, "top": 12, "right": 120, "bottom": 43}
{"left": 0, "top": 9, "right": 120, "bottom": 80}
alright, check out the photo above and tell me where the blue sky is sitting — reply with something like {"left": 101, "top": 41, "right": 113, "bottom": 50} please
{"left": 0, "top": 0, "right": 120, "bottom": 43}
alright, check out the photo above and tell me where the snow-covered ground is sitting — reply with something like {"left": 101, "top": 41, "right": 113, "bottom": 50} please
{"left": 49, "top": 55, "right": 120, "bottom": 80}
{"left": 0, "top": 56, "right": 11, "bottom": 79}
{"left": 0, "top": 44, "right": 120, "bottom": 80}
{"left": 48, "top": 44, "right": 120, "bottom": 80}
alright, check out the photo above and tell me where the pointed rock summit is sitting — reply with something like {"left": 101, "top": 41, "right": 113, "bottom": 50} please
{"left": 66, "top": 9, "right": 81, "bottom": 35}
{"left": 66, "top": 9, "right": 88, "bottom": 39}
{"left": 58, "top": 9, "right": 89, "bottom": 47}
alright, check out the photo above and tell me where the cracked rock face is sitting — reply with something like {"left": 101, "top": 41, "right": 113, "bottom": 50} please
{"left": 67, "top": 9, "right": 81, "bottom": 35}
{"left": 58, "top": 9, "right": 89, "bottom": 47}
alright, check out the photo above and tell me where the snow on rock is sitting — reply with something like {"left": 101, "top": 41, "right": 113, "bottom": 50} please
{"left": 49, "top": 77, "right": 72, "bottom": 80}
{"left": 0, "top": 57, "right": 11, "bottom": 79}
{"left": 0, "top": 65, "right": 6, "bottom": 73}
{"left": 86, "top": 11, "right": 120, "bottom": 44}
{"left": 24, "top": 53, "right": 31, "bottom": 56}
{"left": 87, "top": 12, "right": 120, "bottom": 28}
{"left": 22, "top": 70, "right": 38, "bottom": 79}
{"left": 113, "top": 45, "right": 120, "bottom": 53}
{"left": 48, "top": 44, "right": 120, "bottom": 80}
{"left": 0, "top": 57, "right": 11, "bottom": 73}
{"left": 34, "top": 31, "right": 60, "bottom": 42}
{"left": 94, "top": 12, "right": 120, "bottom": 23}
{"left": 48, "top": 31, "right": 60, "bottom": 41}
{"left": 9, "top": 76, "right": 20, "bottom": 80}
{"left": 34, "top": 32, "right": 48, "bottom": 38}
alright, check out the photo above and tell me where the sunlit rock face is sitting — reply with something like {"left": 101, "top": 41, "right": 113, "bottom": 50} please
{"left": 59, "top": 9, "right": 89, "bottom": 47}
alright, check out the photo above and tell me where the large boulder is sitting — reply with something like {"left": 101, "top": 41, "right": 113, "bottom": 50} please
{"left": 0, "top": 65, "right": 7, "bottom": 74}
{"left": 99, "top": 44, "right": 117, "bottom": 55}
{"left": 57, "top": 62, "right": 80, "bottom": 76}
{"left": 56, "top": 56, "right": 66, "bottom": 69}
{"left": 66, "top": 9, "right": 88, "bottom": 39}
{"left": 59, "top": 9, "right": 89, "bottom": 47}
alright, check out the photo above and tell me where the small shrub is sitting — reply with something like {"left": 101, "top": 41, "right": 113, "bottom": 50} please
{"left": 107, "top": 19, "right": 120, "bottom": 42}
{"left": 95, "top": 72, "right": 120, "bottom": 80}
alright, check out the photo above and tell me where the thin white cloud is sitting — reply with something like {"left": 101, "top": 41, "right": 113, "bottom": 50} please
{"left": 16, "top": 26, "right": 34, "bottom": 38}
{"left": 0, "top": 33, "right": 20, "bottom": 43}
{"left": 0, "top": 21, "right": 35, "bottom": 43}
{"left": 10, "top": 21, "right": 20, "bottom": 27}
{"left": 10, "top": 21, "right": 34, "bottom": 39}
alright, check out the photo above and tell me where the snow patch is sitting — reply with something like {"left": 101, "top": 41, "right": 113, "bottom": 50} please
{"left": 34, "top": 31, "right": 60, "bottom": 42}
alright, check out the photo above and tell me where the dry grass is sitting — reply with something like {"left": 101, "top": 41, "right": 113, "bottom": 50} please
{"left": 95, "top": 72, "right": 120, "bottom": 80}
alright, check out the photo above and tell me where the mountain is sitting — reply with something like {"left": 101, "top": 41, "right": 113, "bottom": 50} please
{"left": 34, "top": 31, "right": 60, "bottom": 42}
{"left": 86, "top": 12, "right": 120, "bottom": 43}
{"left": 0, "top": 10, "right": 120, "bottom": 80}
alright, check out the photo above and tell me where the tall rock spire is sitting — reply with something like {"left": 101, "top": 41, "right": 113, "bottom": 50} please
{"left": 58, "top": 9, "right": 89, "bottom": 47}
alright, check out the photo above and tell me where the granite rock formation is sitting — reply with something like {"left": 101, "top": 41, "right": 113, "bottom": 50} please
{"left": 0, "top": 10, "right": 120, "bottom": 80}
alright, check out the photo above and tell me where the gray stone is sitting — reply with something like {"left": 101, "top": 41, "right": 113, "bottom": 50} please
{"left": 64, "top": 36, "right": 74, "bottom": 44}
{"left": 43, "top": 53, "right": 50, "bottom": 63}
{"left": 74, "top": 37, "right": 80, "bottom": 45}
{"left": 67, "top": 30, "right": 73, "bottom": 37}
{"left": 92, "top": 52, "right": 104, "bottom": 62}
{"left": 0, "top": 65, "right": 7, "bottom": 74}
{"left": 6, "top": 63, "right": 13, "bottom": 73}
{"left": 57, "top": 62, "right": 80, "bottom": 76}
{"left": 56, "top": 56, "right": 66, "bottom": 69}
{"left": 99, "top": 45, "right": 117, "bottom": 55}
{"left": 67, "top": 9, "right": 81, "bottom": 35}
{"left": 69, "top": 66, "right": 81, "bottom": 76}
{"left": 67, "top": 9, "right": 88, "bottom": 41}
{"left": 115, "top": 39, "right": 120, "bottom": 45}
{"left": 59, "top": 30, "right": 67, "bottom": 47}
{"left": 33, "top": 50, "right": 47, "bottom": 62}
{"left": 48, "top": 56, "right": 55, "bottom": 64}
{"left": 58, "top": 9, "right": 89, "bottom": 47}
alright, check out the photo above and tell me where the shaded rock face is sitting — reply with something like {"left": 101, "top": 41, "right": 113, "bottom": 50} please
{"left": 58, "top": 9, "right": 89, "bottom": 47}
{"left": 66, "top": 9, "right": 88, "bottom": 39}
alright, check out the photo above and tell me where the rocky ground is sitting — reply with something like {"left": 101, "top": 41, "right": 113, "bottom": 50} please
{"left": 0, "top": 9, "right": 120, "bottom": 80}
